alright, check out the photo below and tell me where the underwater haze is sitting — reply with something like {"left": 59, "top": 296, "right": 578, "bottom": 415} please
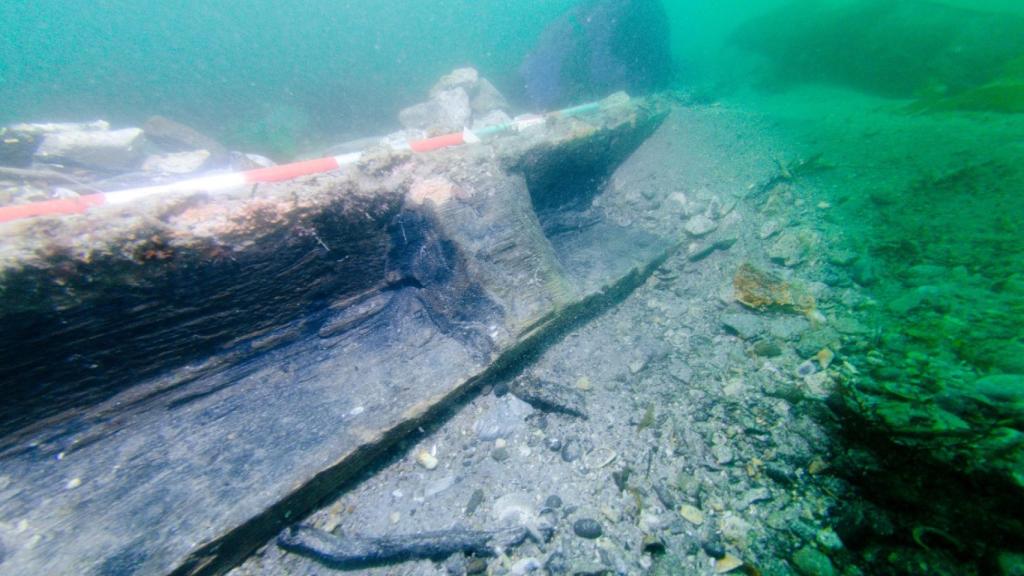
{"left": 1, "top": 0, "right": 579, "bottom": 156}
{"left": 3, "top": 0, "right": 794, "bottom": 155}
{"left": 7, "top": 0, "right": 1020, "bottom": 154}
{"left": 1, "top": 1, "right": 1024, "bottom": 575}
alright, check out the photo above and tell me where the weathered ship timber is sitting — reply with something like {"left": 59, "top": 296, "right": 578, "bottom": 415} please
{"left": 0, "top": 95, "right": 672, "bottom": 576}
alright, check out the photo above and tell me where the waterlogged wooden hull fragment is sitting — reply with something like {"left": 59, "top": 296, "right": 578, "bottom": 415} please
{"left": 0, "top": 96, "right": 671, "bottom": 576}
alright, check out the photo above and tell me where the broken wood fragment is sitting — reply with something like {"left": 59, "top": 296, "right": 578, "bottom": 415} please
{"left": 277, "top": 524, "right": 537, "bottom": 568}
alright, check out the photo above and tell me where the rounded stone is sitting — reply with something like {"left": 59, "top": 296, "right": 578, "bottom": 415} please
{"left": 678, "top": 503, "right": 704, "bottom": 525}
{"left": 685, "top": 214, "right": 718, "bottom": 237}
{"left": 539, "top": 508, "right": 559, "bottom": 528}
{"left": 466, "top": 556, "right": 488, "bottom": 574}
{"left": 572, "top": 517, "right": 603, "bottom": 539}
{"left": 491, "top": 447, "right": 510, "bottom": 462}
{"left": 816, "top": 527, "right": 844, "bottom": 551}
{"left": 560, "top": 439, "right": 582, "bottom": 462}
{"left": 753, "top": 340, "right": 783, "bottom": 357}
{"left": 545, "top": 494, "right": 563, "bottom": 509}
{"left": 765, "top": 463, "right": 795, "bottom": 485}
{"left": 702, "top": 535, "right": 726, "bottom": 559}
{"left": 792, "top": 546, "right": 835, "bottom": 576}
{"left": 544, "top": 551, "right": 569, "bottom": 575}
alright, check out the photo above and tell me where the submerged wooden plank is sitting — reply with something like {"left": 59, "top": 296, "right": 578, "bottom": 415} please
{"left": 0, "top": 96, "right": 671, "bottom": 576}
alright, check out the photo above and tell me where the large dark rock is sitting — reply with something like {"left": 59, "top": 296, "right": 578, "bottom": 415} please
{"left": 519, "top": 0, "right": 673, "bottom": 109}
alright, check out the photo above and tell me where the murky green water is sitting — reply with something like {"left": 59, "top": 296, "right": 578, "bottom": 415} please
{"left": 0, "top": 1, "right": 786, "bottom": 155}
{"left": 1, "top": 0, "right": 578, "bottom": 155}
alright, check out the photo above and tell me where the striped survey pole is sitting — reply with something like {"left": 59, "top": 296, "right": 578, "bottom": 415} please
{"left": 0, "top": 154, "right": 358, "bottom": 224}
{"left": 0, "top": 96, "right": 624, "bottom": 224}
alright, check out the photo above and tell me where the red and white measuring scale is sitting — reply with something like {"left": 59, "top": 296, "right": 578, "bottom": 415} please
{"left": 0, "top": 99, "right": 605, "bottom": 225}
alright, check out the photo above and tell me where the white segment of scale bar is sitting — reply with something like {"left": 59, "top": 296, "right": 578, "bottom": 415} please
{"left": 104, "top": 173, "right": 249, "bottom": 205}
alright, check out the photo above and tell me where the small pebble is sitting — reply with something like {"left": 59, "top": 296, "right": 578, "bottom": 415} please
{"left": 509, "top": 557, "right": 542, "bottom": 575}
{"left": 753, "top": 340, "right": 783, "bottom": 357}
{"left": 493, "top": 382, "right": 509, "bottom": 396}
{"left": 792, "top": 545, "right": 835, "bottom": 576}
{"left": 720, "top": 513, "right": 754, "bottom": 545}
{"left": 714, "top": 554, "right": 744, "bottom": 573}
{"left": 816, "top": 347, "right": 835, "bottom": 369}
{"left": 653, "top": 482, "right": 677, "bottom": 510}
{"left": 807, "top": 458, "right": 829, "bottom": 475}
{"left": 639, "top": 510, "right": 664, "bottom": 532}
{"left": 759, "top": 220, "right": 781, "bottom": 239}
{"left": 600, "top": 505, "right": 621, "bottom": 523}
{"left": 790, "top": 520, "right": 820, "bottom": 543}
{"left": 465, "top": 488, "right": 484, "bottom": 516}
{"left": 388, "top": 511, "right": 401, "bottom": 524}
{"left": 702, "top": 536, "right": 726, "bottom": 559}
{"left": 466, "top": 557, "right": 488, "bottom": 574}
{"left": 65, "top": 478, "right": 81, "bottom": 490}
{"left": 797, "top": 360, "right": 817, "bottom": 377}
{"left": 611, "top": 468, "right": 631, "bottom": 492}
{"left": 545, "top": 494, "right": 563, "bottom": 509}
{"left": 444, "top": 555, "right": 467, "bottom": 576}
{"left": 765, "top": 463, "right": 795, "bottom": 485}
{"left": 545, "top": 437, "right": 562, "bottom": 452}
{"left": 495, "top": 438, "right": 507, "bottom": 449}
{"left": 415, "top": 450, "right": 438, "bottom": 470}
{"left": 817, "top": 527, "right": 844, "bottom": 551}
{"left": 667, "top": 518, "right": 687, "bottom": 535}
{"left": 539, "top": 507, "right": 559, "bottom": 528}
{"left": 679, "top": 503, "right": 705, "bottom": 525}
{"left": 685, "top": 214, "right": 718, "bottom": 237}
{"left": 738, "top": 487, "right": 772, "bottom": 509}
{"left": 712, "top": 444, "right": 734, "bottom": 465}
{"left": 573, "top": 517, "right": 603, "bottom": 539}
{"left": 544, "top": 552, "right": 569, "bottom": 575}
{"left": 676, "top": 474, "right": 701, "bottom": 497}
{"left": 560, "top": 439, "right": 582, "bottom": 462}
{"left": 491, "top": 447, "right": 509, "bottom": 462}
